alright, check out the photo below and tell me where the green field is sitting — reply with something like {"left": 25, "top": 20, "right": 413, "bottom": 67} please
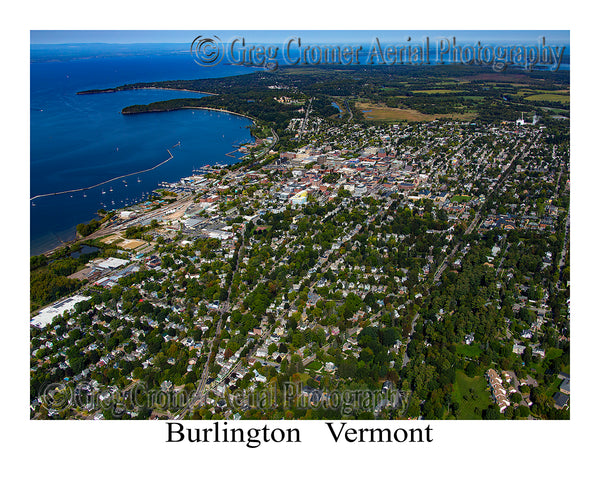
{"left": 452, "top": 371, "right": 492, "bottom": 420}
{"left": 525, "top": 94, "right": 570, "bottom": 104}
{"left": 306, "top": 360, "right": 323, "bottom": 371}
{"left": 451, "top": 195, "right": 471, "bottom": 203}
{"left": 461, "top": 95, "right": 484, "bottom": 101}
{"left": 412, "top": 89, "right": 466, "bottom": 94}
{"left": 454, "top": 343, "right": 483, "bottom": 358}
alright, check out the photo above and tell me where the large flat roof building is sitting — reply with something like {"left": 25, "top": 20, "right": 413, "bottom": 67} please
{"left": 31, "top": 294, "right": 91, "bottom": 329}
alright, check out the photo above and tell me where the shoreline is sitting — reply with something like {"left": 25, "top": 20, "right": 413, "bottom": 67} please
{"left": 138, "top": 87, "right": 216, "bottom": 96}
{"left": 123, "top": 105, "right": 257, "bottom": 124}
{"left": 78, "top": 85, "right": 256, "bottom": 123}
{"left": 77, "top": 86, "right": 217, "bottom": 96}
{"left": 32, "top": 133, "right": 258, "bottom": 258}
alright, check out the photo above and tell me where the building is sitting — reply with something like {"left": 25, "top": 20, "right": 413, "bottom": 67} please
{"left": 290, "top": 190, "right": 308, "bottom": 206}
{"left": 486, "top": 368, "right": 510, "bottom": 413}
{"left": 553, "top": 392, "right": 569, "bottom": 410}
{"left": 31, "top": 294, "right": 92, "bottom": 328}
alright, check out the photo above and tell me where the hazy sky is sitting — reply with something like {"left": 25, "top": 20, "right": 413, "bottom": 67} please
{"left": 31, "top": 30, "right": 570, "bottom": 45}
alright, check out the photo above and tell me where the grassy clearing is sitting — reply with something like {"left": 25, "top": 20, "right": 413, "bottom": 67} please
{"left": 411, "top": 89, "right": 466, "bottom": 94}
{"left": 461, "top": 95, "right": 485, "bottom": 100}
{"left": 451, "top": 195, "right": 471, "bottom": 204}
{"left": 306, "top": 360, "right": 323, "bottom": 371}
{"left": 541, "top": 376, "right": 562, "bottom": 399}
{"left": 452, "top": 371, "right": 492, "bottom": 420}
{"left": 454, "top": 343, "right": 482, "bottom": 358}
{"left": 525, "top": 93, "right": 570, "bottom": 104}
{"left": 356, "top": 102, "right": 476, "bottom": 122}
{"left": 542, "top": 107, "right": 570, "bottom": 115}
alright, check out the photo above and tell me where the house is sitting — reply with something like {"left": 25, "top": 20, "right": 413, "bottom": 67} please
{"left": 486, "top": 368, "right": 510, "bottom": 413}
{"left": 553, "top": 392, "right": 569, "bottom": 410}
{"left": 560, "top": 378, "right": 570, "bottom": 395}
{"left": 532, "top": 346, "right": 546, "bottom": 358}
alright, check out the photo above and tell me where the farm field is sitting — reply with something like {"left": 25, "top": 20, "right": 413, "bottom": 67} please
{"left": 356, "top": 101, "right": 476, "bottom": 122}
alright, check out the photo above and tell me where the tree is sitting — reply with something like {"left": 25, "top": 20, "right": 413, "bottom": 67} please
{"left": 465, "top": 361, "right": 479, "bottom": 377}
{"left": 484, "top": 405, "right": 501, "bottom": 420}
{"left": 523, "top": 346, "right": 533, "bottom": 366}
{"left": 516, "top": 405, "right": 530, "bottom": 418}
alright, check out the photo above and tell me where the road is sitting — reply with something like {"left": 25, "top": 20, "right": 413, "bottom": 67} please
{"left": 344, "top": 99, "right": 353, "bottom": 122}
{"left": 401, "top": 313, "right": 420, "bottom": 368}
{"left": 556, "top": 211, "right": 570, "bottom": 289}
{"left": 298, "top": 98, "right": 312, "bottom": 140}
{"left": 175, "top": 235, "right": 245, "bottom": 419}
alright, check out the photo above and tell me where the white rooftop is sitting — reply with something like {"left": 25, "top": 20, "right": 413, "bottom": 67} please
{"left": 31, "top": 294, "right": 92, "bottom": 328}
{"left": 97, "top": 257, "right": 130, "bottom": 269}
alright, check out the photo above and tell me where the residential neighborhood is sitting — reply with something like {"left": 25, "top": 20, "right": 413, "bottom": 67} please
{"left": 31, "top": 115, "right": 570, "bottom": 420}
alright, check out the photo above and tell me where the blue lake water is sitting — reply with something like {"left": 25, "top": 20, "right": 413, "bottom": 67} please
{"left": 31, "top": 49, "right": 258, "bottom": 255}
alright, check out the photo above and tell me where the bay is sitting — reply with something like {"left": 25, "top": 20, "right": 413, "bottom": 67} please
{"left": 30, "top": 48, "right": 258, "bottom": 255}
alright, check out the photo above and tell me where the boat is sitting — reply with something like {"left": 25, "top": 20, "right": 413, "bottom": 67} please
{"left": 102, "top": 189, "right": 106, "bottom": 194}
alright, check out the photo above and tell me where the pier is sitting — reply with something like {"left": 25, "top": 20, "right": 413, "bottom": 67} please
{"left": 30, "top": 149, "right": 174, "bottom": 202}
